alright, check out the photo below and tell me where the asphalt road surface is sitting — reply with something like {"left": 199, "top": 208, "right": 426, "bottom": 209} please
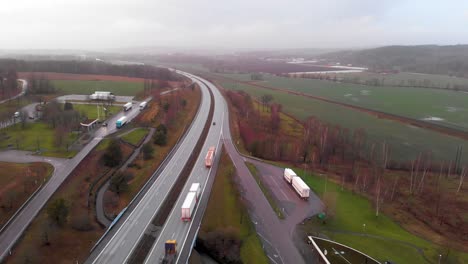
{"left": 85, "top": 74, "right": 211, "bottom": 264}
{"left": 143, "top": 73, "right": 224, "bottom": 263}
{"left": 0, "top": 98, "right": 148, "bottom": 262}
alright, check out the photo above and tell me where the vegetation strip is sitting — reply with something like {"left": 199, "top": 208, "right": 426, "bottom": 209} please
{"left": 208, "top": 73, "right": 468, "bottom": 141}
{"left": 245, "top": 162, "right": 285, "bottom": 219}
{"left": 196, "top": 148, "right": 269, "bottom": 264}
{"left": 126, "top": 84, "right": 214, "bottom": 263}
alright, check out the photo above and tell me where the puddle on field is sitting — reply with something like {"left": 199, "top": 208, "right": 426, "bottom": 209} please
{"left": 421, "top": 116, "right": 445, "bottom": 121}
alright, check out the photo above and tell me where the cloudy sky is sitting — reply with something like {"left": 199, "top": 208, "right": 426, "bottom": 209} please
{"left": 2, "top": 0, "right": 468, "bottom": 51}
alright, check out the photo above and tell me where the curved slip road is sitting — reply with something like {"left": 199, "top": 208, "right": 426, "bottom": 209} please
{"left": 85, "top": 73, "right": 211, "bottom": 264}
{"left": 0, "top": 98, "right": 148, "bottom": 262}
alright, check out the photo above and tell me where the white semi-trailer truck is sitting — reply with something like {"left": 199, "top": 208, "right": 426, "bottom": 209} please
{"left": 123, "top": 102, "right": 132, "bottom": 111}
{"left": 90, "top": 91, "right": 115, "bottom": 100}
{"left": 284, "top": 168, "right": 297, "bottom": 183}
{"left": 291, "top": 176, "right": 310, "bottom": 200}
{"left": 189, "top": 183, "right": 201, "bottom": 201}
{"left": 139, "top": 101, "right": 147, "bottom": 110}
{"left": 181, "top": 192, "right": 197, "bottom": 221}
{"left": 116, "top": 116, "right": 127, "bottom": 128}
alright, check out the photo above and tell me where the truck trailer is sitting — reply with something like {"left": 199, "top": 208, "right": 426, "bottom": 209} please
{"left": 139, "top": 101, "right": 147, "bottom": 110}
{"left": 189, "top": 183, "right": 201, "bottom": 201}
{"left": 205, "top": 147, "right": 215, "bottom": 168}
{"left": 116, "top": 116, "right": 127, "bottom": 128}
{"left": 284, "top": 168, "right": 297, "bottom": 183}
{"left": 291, "top": 176, "right": 310, "bottom": 200}
{"left": 123, "top": 102, "right": 132, "bottom": 111}
{"left": 181, "top": 192, "right": 197, "bottom": 221}
{"left": 90, "top": 91, "right": 115, "bottom": 100}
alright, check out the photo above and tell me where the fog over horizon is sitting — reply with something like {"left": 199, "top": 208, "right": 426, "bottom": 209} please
{"left": 2, "top": 0, "right": 468, "bottom": 52}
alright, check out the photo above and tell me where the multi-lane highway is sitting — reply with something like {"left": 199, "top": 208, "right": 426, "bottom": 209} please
{"left": 0, "top": 98, "right": 148, "bottom": 261}
{"left": 85, "top": 73, "right": 212, "bottom": 264}
{"left": 143, "top": 75, "right": 224, "bottom": 263}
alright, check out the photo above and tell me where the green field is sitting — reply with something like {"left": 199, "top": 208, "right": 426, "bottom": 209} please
{"left": 0, "top": 122, "right": 77, "bottom": 158}
{"left": 120, "top": 128, "right": 149, "bottom": 146}
{"left": 216, "top": 73, "right": 468, "bottom": 131}
{"left": 293, "top": 167, "right": 468, "bottom": 264}
{"left": 200, "top": 150, "right": 268, "bottom": 264}
{"left": 335, "top": 71, "right": 468, "bottom": 90}
{"left": 62, "top": 103, "right": 121, "bottom": 120}
{"left": 52, "top": 80, "right": 143, "bottom": 96}
{"left": 220, "top": 79, "right": 468, "bottom": 163}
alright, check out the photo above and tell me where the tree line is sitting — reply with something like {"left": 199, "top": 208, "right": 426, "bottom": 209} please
{"left": 0, "top": 59, "right": 180, "bottom": 81}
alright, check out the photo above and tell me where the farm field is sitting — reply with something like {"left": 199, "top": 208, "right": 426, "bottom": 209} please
{"left": 0, "top": 162, "right": 53, "bottom": 228}
{"left": 219, "top": 80, "right": 468, "bottom": 164}
{"left": 18, "top": 72, "right": 146, "bottom": 83}
{"left": 294, "top": 167, "right": 468, "bottom": 264}
{"left": 335, "top": 71, "right": 468, "bottom": 89}
{"left": 51, "top": 80, "right": 144, "bottom": 96}
{"left": 0, "top": 122, "right": 77, "bottom": 158}
{"left": 199, "top": 149, "right": 268, "bottom": 264}
{"left": 216, "top": 73, "right": 468, "bottom": 131}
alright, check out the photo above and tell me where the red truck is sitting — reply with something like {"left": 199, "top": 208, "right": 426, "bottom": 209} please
{"left": 205, "top": 147, "right": 215, "bottom": 167}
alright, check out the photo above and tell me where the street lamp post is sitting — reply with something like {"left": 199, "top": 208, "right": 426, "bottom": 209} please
{"left": 438, "top": 254, "right": 442, "bottom": 264}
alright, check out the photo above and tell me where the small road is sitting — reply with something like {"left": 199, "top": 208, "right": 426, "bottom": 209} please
{"left": 95, "top": 127, "right": 156, "bottom": 227}
{"left": 0, "top": 79, "right": 27, "bottom": 104}
{"left": 56, "top": 94, "right": 134, "bottom": 104}
{"left": 0, "top": 97, "right": 150, "bottom": 262}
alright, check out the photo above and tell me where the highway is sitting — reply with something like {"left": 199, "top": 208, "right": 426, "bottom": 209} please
{"left": 85, "top": 73, "right": 211, "bottom": 264}
{"left": 145, "top": 74, "right": 305, "bottom": 264}
{"left": 0, "top": 99, "right": 147, "bottom": 261}
{"left": 143, "top": 74, "right": 224, "bottom": 263}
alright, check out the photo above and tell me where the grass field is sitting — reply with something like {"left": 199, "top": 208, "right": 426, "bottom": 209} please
{"left": 61, "top": 103, "right": 121, "bottom": 120}
{"left": 200, "top": 150, "right": 268, "bottom": 264}
{"left": 0, "top": 162, "right": 53, "bottom": 228}
{"left": 219, "top": 80, "right": 468, "bottom": 164}
{"left": 335, "top": 71, "right": 468, "bottom": 89}
{"left": 246, "top": 162, "right": 285, "bottom": 219}
{"left": 52, "top": 80, "right": 144, "bottom": 96}
{"left": 120, "top": 128, "right": 149, "bottom": 146}
{"left": 0, "top": 122, "right": 77, "bottom": 158}
{"left": 292, "top": 167, "right": 468, "bottom": 264}
{"left": 216, "top": 73, "right": 468, "bottom": 131}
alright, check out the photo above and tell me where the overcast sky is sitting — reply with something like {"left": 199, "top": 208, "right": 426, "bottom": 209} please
{"left": 2, "top": 0, "right": 468, "bottom": 51}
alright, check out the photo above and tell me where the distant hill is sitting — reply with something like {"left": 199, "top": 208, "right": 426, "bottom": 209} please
{"left": 319, "top": 45, "right": 468, "bottom": 77}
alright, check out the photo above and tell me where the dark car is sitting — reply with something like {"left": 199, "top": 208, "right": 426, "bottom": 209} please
{"left": 213, "top": 122, "right": 216, "bottom": 125}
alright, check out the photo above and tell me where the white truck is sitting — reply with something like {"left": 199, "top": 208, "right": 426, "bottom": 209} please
{"left": 189, "top": 183, "right": 201, "bottom": 201}
{"left": 291, "top": 176, "right": 310, "bottom": 200}
{"left": 90, "top": 91, "right": 115, "bottom": 100}
{"left": 139, "top": 101, "right": 147, "bottom": 110}
{"left": 284, "top": 168, "right": 297, "bottom": 183}
{"left": 181, "top": 192, "right": 197, "bottom": 221}
{"left": 116, "top": 116, "right": 127, "bottom": 128}
{"left": 123, "top": 102, "right": 132, "bottom": 111}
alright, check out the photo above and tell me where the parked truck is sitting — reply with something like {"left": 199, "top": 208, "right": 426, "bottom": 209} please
{"left": 283, "top": 168, "right": 310, "bottom": 200}
{"left": 139, "top": 101, "right": 147, "bottom": 110}
{"left": 116, "top": 116, "right": 127, "bottom": 128}
{"left": 181, "top": 192, "right": 197, "bottom": 221}
{"left": 283, "top": 168, "right": 297, "bottom": 183}
{"left": 205, "top": 146, "right": 215, "bottom": 168}
{"left": 90, "top": 91, "right": 115, "bottom": 100}
{"left": 189, "top": 183, "right": 201, "bottom": 201}
{"left": 162, "top": 240, "right": 177, "bottom": 264}
{"left": 291, "top": 176, "right": 310, "bottom": 200}
{"left": 123, "top": 102, "right": 132, "bottom": 111}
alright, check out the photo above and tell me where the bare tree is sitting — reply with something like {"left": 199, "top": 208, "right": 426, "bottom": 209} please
{"left": 457, "top": 166, "right": 466, "bottom": 194}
